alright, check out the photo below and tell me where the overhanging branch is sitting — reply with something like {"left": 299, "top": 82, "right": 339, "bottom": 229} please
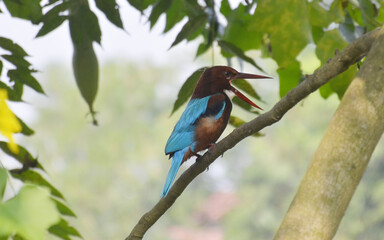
{"left": 125, "top": 28, "right": 380, "bottom": 240}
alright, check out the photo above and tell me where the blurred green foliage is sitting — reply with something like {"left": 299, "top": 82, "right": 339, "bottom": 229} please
{"left": 0, "top": 185, "right": 60, "bottom": 240}
{"left": 24, "top": 62, "right": 384, "bottom": 240}
{"left": 0, "top": 36, "right": 77, "bottom": 239}
{"left": 1, "top": 0, "right": 384, "bottom": 239}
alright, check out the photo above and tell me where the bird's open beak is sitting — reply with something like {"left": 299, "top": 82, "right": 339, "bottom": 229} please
{"left": 230, "top": 72, "right": 271, "bottom": 111}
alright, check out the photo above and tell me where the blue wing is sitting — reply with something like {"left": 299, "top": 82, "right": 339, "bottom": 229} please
{"left": 161, "top": 94, "right": 227, "bottom": 197}
{"left": 165, "top": 96, "right": 211, "bottom": 154}
{"left": 165, "top": 94, "right": 226, "bottom": 154}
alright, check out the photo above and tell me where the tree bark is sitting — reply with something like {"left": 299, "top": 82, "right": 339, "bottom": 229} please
{"left": 274, "top": 26, "right": 384, "bottom": 240}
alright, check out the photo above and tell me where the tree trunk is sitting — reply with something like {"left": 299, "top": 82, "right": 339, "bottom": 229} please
{"left": 274, "top": 26, "right": 384, "bottom": 240}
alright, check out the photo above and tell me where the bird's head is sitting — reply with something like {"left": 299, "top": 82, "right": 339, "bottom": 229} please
{"left": 193, "top": 66, "right": 271, "bottom": 110}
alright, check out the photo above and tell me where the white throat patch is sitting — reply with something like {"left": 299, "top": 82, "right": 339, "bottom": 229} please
{"left": 223, "top": 89, "right": 234, "bottom": 99}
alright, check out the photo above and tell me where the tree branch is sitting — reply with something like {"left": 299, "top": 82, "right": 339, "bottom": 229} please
{"left": 125, "top": 28, "right": 381, "bottom": 240}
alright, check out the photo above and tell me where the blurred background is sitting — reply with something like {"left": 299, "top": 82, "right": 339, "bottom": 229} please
{"left": 1, "top": 0, "right": 384, "bottom": 240}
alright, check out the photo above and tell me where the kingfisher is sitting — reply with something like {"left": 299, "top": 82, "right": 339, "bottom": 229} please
{"left": 161, "top": 66, "right": 270, "bottom": 197}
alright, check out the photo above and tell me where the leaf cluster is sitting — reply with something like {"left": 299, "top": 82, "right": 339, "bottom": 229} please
{"left": 133, "top": 0, "right": 384, "bottom": 129}
{"left": 0, "top": 144, "right": 81, "bottom": 240}
{"left": 4, "top": 0, "right": 381, "bottom": 129}
{"left": 0, "top": 36, "right": 79, "bottom": 240}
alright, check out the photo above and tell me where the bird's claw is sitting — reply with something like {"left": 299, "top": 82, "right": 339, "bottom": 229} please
{"left": 208, "top": 143, "right": 216, "bottom": 152}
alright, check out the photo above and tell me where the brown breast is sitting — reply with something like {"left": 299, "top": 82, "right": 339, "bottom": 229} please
{"left": 193, "top": 94, "right": 232, "bottom": 153}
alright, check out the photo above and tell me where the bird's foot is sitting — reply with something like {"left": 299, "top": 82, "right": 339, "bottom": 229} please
{"left": 208, "top": 143, "right": 216, "bottom": 152}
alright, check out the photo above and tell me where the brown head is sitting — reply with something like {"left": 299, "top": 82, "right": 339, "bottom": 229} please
{"left": 192, "top": 66, "right": 271, "bottom": 110}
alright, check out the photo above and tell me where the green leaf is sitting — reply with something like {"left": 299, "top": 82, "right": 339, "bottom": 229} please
{"left": 83, "top": 7, "right": 102, "bottom": 44}
{"left": 70, "top": 3, "right": 102, "bottom": 44}
{"left": 308, "top": 0, "right": 344, "bottom": 28}
{"left": 308, "top": 0, "right": 331, "bottom": 27}
{"left": 8, "top": 69, "right": 44, "bottom": 94}
{"left": 184, "top": 0, "right": 205, "bottom": 18}
{"left": 346, "top": 2, "right": 364, "bottom": 26}
{"left": 218, "top": 40, "right": 264, "bottom": 72}
{"left": 42, "top": 0, "right": 74, "bottom": 17}
{"left": 1, "top": 54, "right": 31, "bottom": 69}
{"left": 185, "top": 23, "right": 206, "bottom": 42}
{"left": 318, "top": 79, "right": 334, "bottom": 99}
{"left": 0, "top": 185, "right": 60, "bottom": 240}
{"left": 250, "top": 0, "right": 311, "bottom": 68}
{"left": 329, "top": 0, "right": 345, "bottom": 23}
{"left": 377, "top": 3, "right": 384, "bottom": 23}
{"left": 0, "top": 37, "right": 28, "bottom": 57}
{"left": 10, "top": 170, "right": 64, "bottom": 200}
{"left": 49, "top": 218, "right": 82, "bottom": 240}
{"left": 36, "top": 15, "right": 67, "bottom": 37}
{"left": 229, "top": 116, "right": 263, "bottom": 137}
{"left": 232, "top": 96, "right": 260, "bottom": 114}
{"left": 0, "top": 168, "right": 7, "bottom": 199}
{"left": 219, "top": 0, "right": 231, "bottom": 17}
{"left": 164, "top": 0, "right": 186, "bottom": 33}
{"left": 316, "top": 29, "right": 347, "bottom": 63}
{"left": 171, "top": 67, "right": 206, "bottom": 115}
{"left": 312, "top": 26, "right": 325, "bottom": 44}
{"left": 277, "top": 60, "right": 302, "bottom": 98}
{"left": 95, "top": 0, "right": 124, "bottom": 29}
{"left": 316, "top": 29, "right": 356, "bottom": 99}
{"left": 222, "top": 4, "right": 262, "bottom": 51}
{"left": 170, "top": 13, "right": 208, "bottom": 48}
{"left": 195, "top": 42, "right": 210, "bottom": 58}
{"left": 204, "top": 0, "right": 214, "bottom": 8}
{"left": 17, "top": 116, "right": 34, "bottom": 136}
{"left": 328, "top": 67, "right": 356, "bottom": 99}
{"left": 13, "top": 82, "right": 24, "bottom": 101}
{"left": 43, "top": 0, "right": 61, "bottom": 7}
{"left": 52, "top": 199, "right": 76, "bottom": 217}
{"left": 0, "top": 81, "right": 23, "bottom": 102}
{"left": 2, "top": 0, "right": 42, "bottom": 24}
{"left": 127, "top": 0, "right": 156, "bottom": 12}
{"left": 0, "top": 82, "right": 21, "bottom": 102}
{"left": 11, "top": 234, "right": 24, "bottom": 240}
{"left": 0, "top": 142, "right": 43, "bottom": 170}
{"left": 231, "top": 78, "right": 262, "bottom": 101}
{"left": 149, "top": 0, "right": 172, "bottom": 29}
{"left": 195, "top": 14, "right": 217, "bottom": 58}
{"left": 36, "top": 0, "right": 75, "bottom": 38}
{"left": 359, "top": 0, "right": 380, "bottom": 30}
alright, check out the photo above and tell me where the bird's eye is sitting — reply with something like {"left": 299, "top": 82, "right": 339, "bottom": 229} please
{"left": 224, "top": 71, "right": 231, "bottom": 79}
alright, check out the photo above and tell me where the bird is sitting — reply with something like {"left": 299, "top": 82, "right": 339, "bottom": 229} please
{"left": 161, "top": 66, "right": 270, "bottom": 197}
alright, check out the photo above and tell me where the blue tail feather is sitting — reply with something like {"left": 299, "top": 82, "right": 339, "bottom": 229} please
{"left": 161, "top": 147, "right": 189, "bottom": 197}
